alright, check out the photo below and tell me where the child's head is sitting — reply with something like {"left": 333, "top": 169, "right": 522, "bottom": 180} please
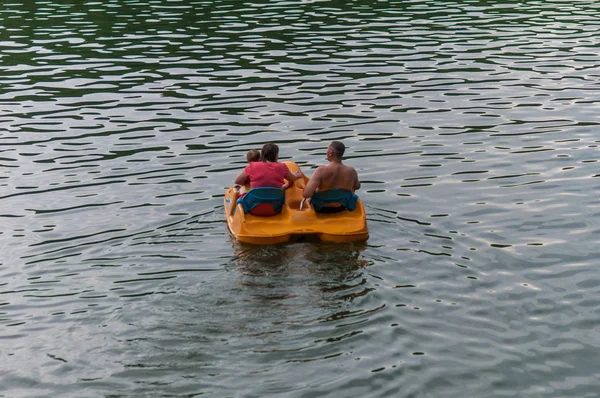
{"left": 246, "top": 149, "right": 261, "bottom": 163}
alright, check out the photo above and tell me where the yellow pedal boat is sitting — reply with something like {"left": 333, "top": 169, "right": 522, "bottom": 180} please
{"left": 224, "top": 161, "right": 369, "bottom": 245}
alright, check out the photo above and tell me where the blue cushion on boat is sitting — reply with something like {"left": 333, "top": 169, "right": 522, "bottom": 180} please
{"left": 237, "top": 187, "right": 285, "bottom": 216}
{"left": 310, "top": 189, "right": 358, "bottom": 212}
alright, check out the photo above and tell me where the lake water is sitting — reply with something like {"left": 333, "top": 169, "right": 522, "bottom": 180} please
{"left": 1, "top": 1, "right": 599, "bottom": 397}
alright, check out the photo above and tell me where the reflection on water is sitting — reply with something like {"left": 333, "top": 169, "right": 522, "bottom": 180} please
{"left": 1, "top": 0, "right": 600, "bottom": 397}
{"left": 230, "top": 242, "right": 370, "bottom": 318}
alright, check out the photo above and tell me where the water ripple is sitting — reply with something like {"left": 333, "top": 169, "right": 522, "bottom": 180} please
{"left": 1, "top": 0, "right": 600, "bottom": 397}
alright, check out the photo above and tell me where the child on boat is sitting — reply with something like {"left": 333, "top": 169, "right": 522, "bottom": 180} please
{"left": 246, "top": 149, "right": 260, "bottom": 163}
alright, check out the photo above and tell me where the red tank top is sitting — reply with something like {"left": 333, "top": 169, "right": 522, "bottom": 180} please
{"left": 245, "top": 161, "right": 288, "bottom": 188}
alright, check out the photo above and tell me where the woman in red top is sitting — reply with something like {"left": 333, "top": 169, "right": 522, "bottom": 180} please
{"left": 235, "top": 143, "right": 302, "bottom": 190}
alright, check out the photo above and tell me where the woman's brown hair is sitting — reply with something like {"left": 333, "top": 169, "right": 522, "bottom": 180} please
{"left": 261, "top": 143, "right": 279, "bottom": 162}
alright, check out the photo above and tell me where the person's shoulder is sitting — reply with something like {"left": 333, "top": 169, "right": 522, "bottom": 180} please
{"left": 344, "top": 163, "right": 358, "bottom": 172}
{"left": 276, "top": 162, "right": 289, "bottom": 174}
{"left": 314, "top": 165, "right": 327, "bottom": 174}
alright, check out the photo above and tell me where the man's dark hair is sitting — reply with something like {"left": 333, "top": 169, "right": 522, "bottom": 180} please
{"left": 330, "top": 141, "right": 345, "bottom": 158}
{"left": 261, "top": 143, "right": 279, "bottom": 162}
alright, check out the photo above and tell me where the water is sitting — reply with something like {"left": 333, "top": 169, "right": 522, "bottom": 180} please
{"left": 1, "top": 0, "right": 599, "bottom": 397}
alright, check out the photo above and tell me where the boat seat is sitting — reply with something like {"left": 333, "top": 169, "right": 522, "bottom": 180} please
{"left": 310, "top": 189, "right": 358, "bottom": 212}
{"left": 237, "top": 187, "right": 285, "bottom": 216}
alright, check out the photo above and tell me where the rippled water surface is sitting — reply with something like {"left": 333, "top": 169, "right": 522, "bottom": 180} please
{"left": 1, "top": 1, "right": 600, "bottom": 397}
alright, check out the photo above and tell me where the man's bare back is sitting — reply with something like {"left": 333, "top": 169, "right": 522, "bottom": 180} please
{"left": 303, "top": 141, "right": 360, "bottom": 199}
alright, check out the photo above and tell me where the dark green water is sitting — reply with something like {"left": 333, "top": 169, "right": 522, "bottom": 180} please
{"left": 1, "top": 1, "right": 599, "bottom": 397}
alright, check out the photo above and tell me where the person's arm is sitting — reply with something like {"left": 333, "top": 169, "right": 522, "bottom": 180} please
{"left": 286, "top": 169, "right": 302, "bottom": 182}
{"left": 234, "top": 169, "right": 248, "bottom": 185}
{"left": 302, "top": 167, "right": 322, "bottom": 198}
{"left": 282, "top": 163, "right": 302, "bottom": 188}
{"left": 353, "top": 169, "right": 361, "bottom": 191}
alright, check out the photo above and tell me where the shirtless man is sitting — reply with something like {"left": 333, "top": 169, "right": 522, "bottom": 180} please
{"left": 302, "top": 141, "right": 360, "bottom": 203}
